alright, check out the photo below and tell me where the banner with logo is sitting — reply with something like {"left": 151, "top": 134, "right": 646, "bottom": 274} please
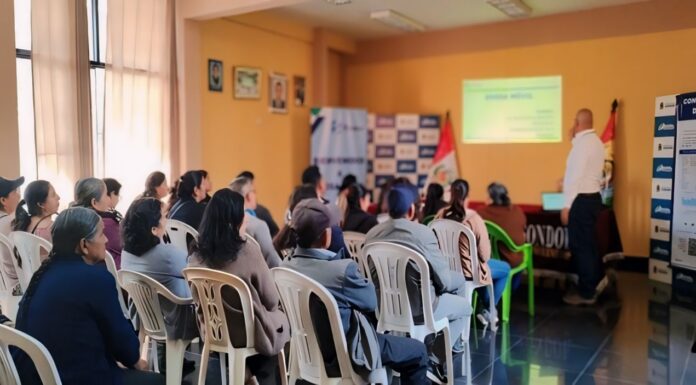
{"left": 366, "top": 113, "right": 440, "bottom": 195}
{"left": 671, "top": 92, "right": 696, "bottom": 293}
{"left": 650, "top": 95, "right": 676, "bottom": 284}
{"left": 310, "top": 107, "right": 368, "bottom": 203}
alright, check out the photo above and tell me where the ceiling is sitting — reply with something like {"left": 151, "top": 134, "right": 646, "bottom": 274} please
{"left": 270, "top": 0, "right": 649, "bottom": 40}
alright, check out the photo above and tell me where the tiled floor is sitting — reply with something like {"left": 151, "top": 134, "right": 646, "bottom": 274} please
{"left": 181, "top": 272, "right": 696, "bottom": 384}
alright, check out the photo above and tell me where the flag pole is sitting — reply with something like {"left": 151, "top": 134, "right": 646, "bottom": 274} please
{"left": 447, "top": 109, "right": 461, "bottom": 178}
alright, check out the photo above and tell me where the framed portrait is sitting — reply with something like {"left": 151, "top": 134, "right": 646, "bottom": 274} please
{"left": 234, "top": 66, "right": 261, "bottom": 99}
{"left": 293, "top": 76, "right": 306, "bottom": 107}
{"left": 208, "top": 59, "right": 223, "bottom": 92}
{"left": 269, "top": 73, "right": 288, "bottom": 114}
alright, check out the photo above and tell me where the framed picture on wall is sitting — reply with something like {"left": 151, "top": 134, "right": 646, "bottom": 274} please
{"left": 293, "top": 76, "right": 306, "bottom": 106}
{"left": 269, "top": 73, "right": 288, "bottom": 114}
{"left": 234, "top": 66, "right": 261, "bottom": 99}
{"left": 208, "top": 59, "right": 223, "bottom": 92}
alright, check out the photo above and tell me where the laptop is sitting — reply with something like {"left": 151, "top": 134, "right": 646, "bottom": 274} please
{"left": 541, "top": 192, "right": 565, "bottom": 212}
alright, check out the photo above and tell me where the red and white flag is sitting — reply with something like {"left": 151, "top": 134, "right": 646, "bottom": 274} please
{"left": 425, "top": 112, "right": 460, "bottom": 191}
{"left": 600, "top": 99, "right": 618, "bottom": 207}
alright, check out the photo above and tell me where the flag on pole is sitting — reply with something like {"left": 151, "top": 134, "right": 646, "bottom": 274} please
{"left": 425, "top": 111, "right": 460, "bottom": 191}
{"left": 600, "top": 99, "right": 618, "bottom": 207}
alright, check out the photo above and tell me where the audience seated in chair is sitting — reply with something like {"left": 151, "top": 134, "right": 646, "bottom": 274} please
{"left": 366, "top": 186, "right": 471, "bottom": 353}
{"left": 423, "top": 183, "right": 448, "bottom": 219}
{"left": 436, "top": 179, "right": 511, "bottom": 327}
{"left": 237, "top": 170, "right": 280, "bottom": 237}
{"left": 139, "top": 171, "right": 169, "bottom": 201}
{"left": 279, "top": 198, "right": 431, "bottom": 385}
{"left": 12, "top": 180, "right": 60, "bottom": 244}
{"left": 341, "top": 183, "right": 378, "bottom": 234}
{"left": 188, "top": 189, "right": 290, "bottom": 385}
{"left": 229, "top": 176, "right": 282, "bottom": 268}
{"left": 166, "top": 170, "right": 208, "bottom": 231}
{"left": 0, "top": 176, "right": 24, "bottom": 292}
{"left": 477, "top": 182, "right": 527, "bottom": 270}
{"left": 13, "top": 207, "right": 164, "bottom": 385}
{"left": 73, "top": 177, "right": 123, "bottom": 269}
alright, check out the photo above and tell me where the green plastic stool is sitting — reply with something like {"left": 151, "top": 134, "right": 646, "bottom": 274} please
{"left": 484, "top": 220, "right": 535, "bottom": 322}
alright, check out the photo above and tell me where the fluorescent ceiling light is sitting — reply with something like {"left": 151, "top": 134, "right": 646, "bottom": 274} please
{"left": 486, "top": 0, "right": 532, "bottom": 18}
{"left": 325, "top": 0, "right": 352, "bottom": 4}
{"left": 370, "top": 9, "right": 426, "bottom": 32}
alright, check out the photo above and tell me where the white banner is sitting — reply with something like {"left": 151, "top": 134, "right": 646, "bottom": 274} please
{"left": 310, "top": 107, "right": 368, "bottom": 203}
{"left": 671, "top": 93, "right": 696, "bottom": 271}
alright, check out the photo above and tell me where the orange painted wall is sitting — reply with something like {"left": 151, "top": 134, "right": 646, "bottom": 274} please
{"left": 199, "top": 14, "right": 313, "bottom": 221}
{"left": 345, "top": 28, "right": 696, "bottom": 258}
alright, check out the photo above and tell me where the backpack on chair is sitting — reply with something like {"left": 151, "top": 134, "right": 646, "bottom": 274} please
{"left": 347, "top": 309, "right": 384, "bottom": 382}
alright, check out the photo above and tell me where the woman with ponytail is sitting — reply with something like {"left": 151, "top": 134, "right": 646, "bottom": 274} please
{"left": 189, "top": 189, "right": 289, "bottom": 384}
{"left": 73, "top": 178, "right": 124, "bottom": 269}
{"left": 422, "top": 183, "right": 447, "bottom": 219}
{"left": 478, "top": 182, "right": 527, "bottom": 268}
{"left": 13, "top": 207, "right": 162, "bottom": 385}
{"left": 166, "top": 170, "right": 207, "bottom": 230}
{"left": 342, "top": 183, "right": 377, "bottom": 234}
{"left": 140, "top": 171, "right": 169, "bottom": 200}
{"left": 12, "top": 180, "right": 60, "bottom": 242}
{"left": 436, "top": 179, "right": 511, "bottom": 329}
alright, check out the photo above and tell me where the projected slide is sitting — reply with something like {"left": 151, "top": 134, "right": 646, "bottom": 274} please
{"left": 462, "top": 76, "right": 562, "bottom": 143}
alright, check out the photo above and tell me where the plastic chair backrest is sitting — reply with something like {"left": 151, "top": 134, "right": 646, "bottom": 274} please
{"left": 182, "top": 267, "right": 255, "bottom": 352}
{"left": 103, "top": 251, "right": 129, "bottom": 318}
{"left": 8, "top": 232, "right": 52, "bottom": 292}
{"left": 362, "top": 242, "right": 437, "bottom": 333}
{"left": 165, "top": 219, "right": 198, "bottom": 253}
{"left": 0, "top": 234, "right": 14, "bottom": 292}
{"left": 118, "top": 270, "right": 173, "bottom": 340}
{"left": 485, "top": 220, "right": 518, "bottom": 260}
{"left": 272, "top": 267, "right": 357, "bottom": 383}
{"left": 429, "top": 219, "right": 480, "bottom": 282}
{"left": 245, "top": 233, "right": 261, "bottom": 250}
{"left": 0, "top": 324, "right": 62, "bottom": 385}
{"left": 343, "top": 232, "right": 367, "bottom": 274}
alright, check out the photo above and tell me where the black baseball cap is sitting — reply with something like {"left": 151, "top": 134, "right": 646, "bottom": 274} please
{"left": 0, "top": 176, "right": 25, "bottom": 197}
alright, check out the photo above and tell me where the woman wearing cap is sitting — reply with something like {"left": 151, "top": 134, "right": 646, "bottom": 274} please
{"left": 189, "top": 189, "right": 289, "bottom": 385}
{"left": 478, "top": 182, "right": 527, "bottom": 268}
{"left": 12, "top": 180, "right": 61, "bottom": 243}
{"left": 279, "top": 198, "right": 431, "bottom": 385}
{"left": 0, "top": 176, "right": 25, "bottom": 290}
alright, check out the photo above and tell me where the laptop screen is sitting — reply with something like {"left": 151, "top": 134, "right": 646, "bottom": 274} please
{"left": 542, "top": 192, "right": 565, "bottom": 211}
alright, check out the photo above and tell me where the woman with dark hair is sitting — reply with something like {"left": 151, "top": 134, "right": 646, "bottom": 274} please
{"left": 73, "top": 178, "right": 123, "bottom": 268}
{"left": 12, "top": 180, "right": 60, "bottom": 242}
{"left": 188, "top": 189, "right": 289, "bottom": 385}
{"left": 167, "top": 170, "right": 207, "bottom": 230}
{"left": 103, "top": 178, "right": 123, "bottom": 221}
{"left": 436, "top": 179, "right": 511, "bottom": 328}
{"left": 198, "top": 169, "right": 212, "bottom": 203}
{"left": 342, "top": 183, "right": 377, "bottom": 234}
{"left": 141, "top": 171, "right": 169, "bottom": 200}
{"left": 121, "top": 198, "right": 198, "bottom": 353}
{"left": 13, "top": 207, "right": 162, "bottom": 385}
{"left": 478, "top": 182, "right": 527, "bottom": 268}
{"left": 422, "top": 183, "right": 447, "bottom": 219}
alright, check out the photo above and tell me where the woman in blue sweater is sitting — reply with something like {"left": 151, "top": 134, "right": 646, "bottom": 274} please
{"left": 13, "top": 207, "right": 163, "bottom": 385}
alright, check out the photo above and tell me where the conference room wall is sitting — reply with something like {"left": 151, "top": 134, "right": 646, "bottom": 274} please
{"left": 198, "top": 13, "right": 314, "bottom": 221}
{"left": 344, "top": 27, "right": 696, "bottom": 259}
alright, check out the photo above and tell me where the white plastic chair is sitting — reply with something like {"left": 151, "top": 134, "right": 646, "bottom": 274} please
{"left": 118, "top": 270, "right": 193, "bottom": 385}
{"left": 8, "top": 232, "right": 51, "bottom": 293}
{"left": 429, "top": 219, "right": 497, "bottom": 335}
{"left": 183, "top": 267, "right": 288, "bottom": 385}
{"left": 0, "top": 234, "right": 15, "bottom": 292}
{"left": 165, "top": 219, "right": 198, "bottom": 254}
{"left": 0, "top": 324, "right": 62, "bottom": 385}
{"left": 362, "top": 242, "right": 455, "bottom": 384}
{"left": 103, "top": 251, "right": 129, "bottom": 319}
{"left": 272, "top": 267, "right": 387, "bottom": 385}
{"left": 343, "top": 231, "right": 368, "bottom": 275}
{"left": 245, "top": 233, "right": 261, "bottom": 250}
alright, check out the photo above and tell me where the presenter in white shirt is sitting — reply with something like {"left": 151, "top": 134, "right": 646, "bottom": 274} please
{"left": 561, "top": 109, "right": 605, "bottom": 305}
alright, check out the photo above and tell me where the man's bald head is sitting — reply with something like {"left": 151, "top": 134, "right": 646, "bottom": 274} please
{"left": 572, "top": 108, "right": 594, "bottom": 136}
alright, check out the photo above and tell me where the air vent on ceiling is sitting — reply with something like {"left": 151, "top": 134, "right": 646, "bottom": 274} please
{"left": 486, "top": 0, "right": 532, "bottom": 18}
{"left": 370, "top": 9, "right": 425, "bottom": 32}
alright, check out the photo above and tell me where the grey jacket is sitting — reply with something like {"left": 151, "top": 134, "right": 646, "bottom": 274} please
{"left": 246, "top": 215, "right": 282, "bottom": 268}
{"left": 281, "top": 247, "right": 376, "bottom": 331}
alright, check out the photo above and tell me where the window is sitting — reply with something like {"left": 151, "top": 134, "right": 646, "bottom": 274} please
{"left": 13, "top": 0, "right": 108, "bottom": 181}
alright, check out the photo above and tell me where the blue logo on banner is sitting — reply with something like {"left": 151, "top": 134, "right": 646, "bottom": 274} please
{"left": 375, "top": 145, "right": 395, "bottom": 158}
{"left": 367, "top": 160, "right": 373, "bottom": 173}
{"left": 650, "top": 239, "right": 671, "bottom": 261}
{"left": 397, "top": 160, "right": 417, "bottom": 173}
{"left": 419, "top": 145, "right": 437, "bottom": 158}
{"left": 418, "top": 175, "right": 428, "bottom": 188}
{"left": 419, "top": 115, "right": 440, "bottom": 128}
{"left": 654, "top": 116, "right": 676, "bottom": 137}
{"left": 653, "top": 158, "right": 674, "bottom": 178}
{"left": 397, "top": 130, "right": 418, "bottom": 143}
{"left": 677, "top": 92, "right": 696, "bottom": 121}
{"left": 673, "top": 266, "right": 696, "bottom": 295}
{"left": 375, "top": 175, "right": 395, "bottom": 187}
{"left": 651, "top": 199, "right": 672, "bottom": 220}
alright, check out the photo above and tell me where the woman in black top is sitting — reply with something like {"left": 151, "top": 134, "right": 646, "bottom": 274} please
{"left": 423, "top": 183, "right": 447, "bottom": 219}
{"left": 166, "top": 170, "right": 207, "bottom": 230}
{"left": 342, "top": 183, "right": 377, "bottom": 234}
